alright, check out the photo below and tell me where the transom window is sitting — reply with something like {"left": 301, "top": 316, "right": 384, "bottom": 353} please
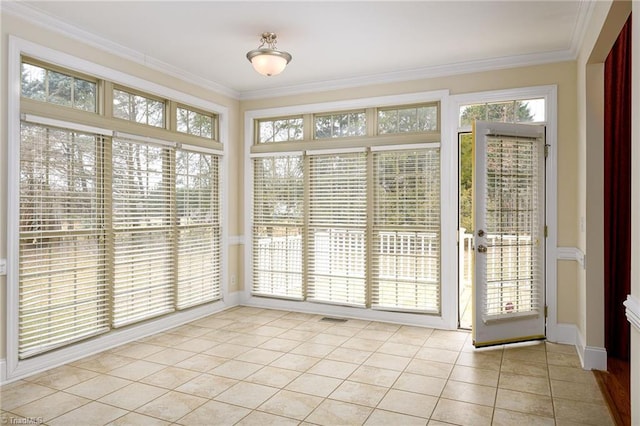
{"left": 177, "top": 106, "right": 216, "bottom": 139}
{"left": 113, "top": 88, "right": 165, "bottom": 127}
{"left": 314, "top": 111, "right": 366, "bottom": 139}
{"left": 258, "top": 117, "right": 304, "bottom": 143}
{"left": 378, "top": 104, "right": 439, "bottom": 134}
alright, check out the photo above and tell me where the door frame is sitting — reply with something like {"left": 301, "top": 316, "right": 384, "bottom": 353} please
{"left": 449, "top": 85, "right": 561, "bottom": 341}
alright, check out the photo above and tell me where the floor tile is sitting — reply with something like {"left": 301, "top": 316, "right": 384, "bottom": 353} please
{"left": 214, "top": 381, "right": 279, "bottom": 409}
{"left": 548, "top": 364, "right": 597, "bottom": 384}
{"left": 393, "top": 372, "right": 446, "bottom": 396}
{"left": 177, "top": 400, "right": 250, "bottom": 425}
{"left": 11, "top": 391, "right": 90, "bottom": 422}
{"left": 145, "top": 347, "right": 199, "bottom": 365}
{"left": 503, "top": 347, "right": 548, "bottom": 364}
{"left": 236, "top": 347, "right": 286, "bottom": 365}
{"left": 107, "top": 411, "right": 171, "bottom": 425}
{"left": 441, "top": 379, "right": 496, "bottom": 406}
{"left": 285, "top": 373, "right": 343, "bottom": 397}
{"left": 342, "top": 337, "right": 384, "bottom": 352}
{"left": 73, "top": 353, "right": 135, "bottom": 373}
{"left": 405, "top": 358, "right": 454, "bottom": 379}
{"left": 501, "top": 358, "right": 549, "bottom": 378}
{"left": 363, "top": 352, "right": 410, "bottom": 371}
{"left": 48, "top": 401, "right": 128, "bottom": 426}
{"left": 423, "top": 336, "right": 465, "bottom": 352}
{"left": 65, "top": 374, "right": 131, "bottom": 400}
{"left": 175, "top": 353, "right": 227, "bottom": 372}
{"left": 455, "top": 350, "right": 502, "bottom": 371}
{"left": 246, "top": 366, "right": 301, "bottom": 388}
{"left": 175, "top": 373, "right": 238, "bottom": 398}
{"left": 1, "top": 381, "right": 56, "bottom": 410}
{"left": 258, "top": 337, "right": 301, "bottom": 352}
{"left": 349, "top": 365, "right": 401, "bottom": 387}
{"left": 377, "top": 389, "right": 438, "bottom": 418}
{"left": 107, "top": 359, "right": 165, "bottom": 381}
{"left": 270, "top": 353, "right": 321, "bottom": 371}
{"left": 492, "top": 408, "right": 555, "bottom": 426}
{"left": 364, "top": 409, "right": 427, "bottom": 426}
{"left": 112, "top": 342, "right": 165, "bottom": 359}
{"left": 236, "top": 410, "right": 299, "bottom": 425}
{"left": 377, "top": 341, "right": 421, "bottom": 357}
{"left": 308, "top": 332, "right": 351, "bottom": 346}
{"left": 139, "top": 366, "right": 200, "bottom": 389}
{"left": 26, "top": 365, "right": 99, "bottom": 390}
{"left": 172, "top": 337, "right": 219, "bottom": 353}
{"left": 98, "top": 382, "right": 167, "bottom": 410}
{"left": 495, "top": 388, "right": 554, "bottom": 417}
{"left": 329, "top": 380, "right": 388, "bottom": 407}
{"left": 204, "top": 342, "right": 251, "bottom": 358}
{"left": 305, "top": 399, "right": 372, "bottom": 426}
{"left": 326, "top": 347, "right": 373, "bottom": 364}
{"left": 290, "top": 342, "right": 335, "bottom": 358}
{"left": 550, "top": 379, "right": 605, "bottom": 403}
{"left": 135, "top": 390, "right": 207, "bottom": 422}
{"left": 209, "top": 359, "right": 263, "bottom": 379}
{"left": 430, "top": 398, "right": 493, "bottom": 426}
{"left": 258, "top": 389, "right": 323, "bottom": 420}
{"left": 449, "top": 364, "right": 499, "bottom": 386}
{"left": 499, "top": 372, "right": 551, "bottom": 396}
{"left": 307, "top": 359, "right": 359, "bottom": 379}
{"left": 546, "top": 351, "right": 582, "bottom": 367}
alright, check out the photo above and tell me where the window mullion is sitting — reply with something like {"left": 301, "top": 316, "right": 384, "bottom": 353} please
{"left": 104, "top": 136, "right": 115, "bottom": 328}
{"left": 365, "top": 148, "right": 374, "bottom": 308}
{"left": 302, "top": 153, "right": 310, "bottom": 300}
{"left": 168, "top": 148, "right": 178, "bottom": 310}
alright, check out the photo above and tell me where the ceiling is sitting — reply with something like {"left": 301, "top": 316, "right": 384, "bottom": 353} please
{"left": 8, "top": 1, "right": 591, "bottom": 99}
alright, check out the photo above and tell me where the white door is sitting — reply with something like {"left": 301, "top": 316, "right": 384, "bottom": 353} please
{"left": 473, "top": 121, "right": 546, "bottom": 347}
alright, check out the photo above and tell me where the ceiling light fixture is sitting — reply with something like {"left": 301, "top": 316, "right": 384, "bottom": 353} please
{"left": 246, "top": 32, "right": 292, "bottom": 77}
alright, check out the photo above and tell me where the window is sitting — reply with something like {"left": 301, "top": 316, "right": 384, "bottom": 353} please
{"left": 113, "top": 88, "right": 165, "bottom": 127}
{"left": 258, "top": 117, "right": 303, "bottom": 143}
{"left": 378, "top": 104, "right": 438, "bottom": 134}
{"left": 18, "top": 124, "right": 107, "bottom": 358}
{"left": 21, "top": 62, "right": 97, "bottom": 112}
{"left": 250, "top": 102, "right": 442, "bottom": 315}
{"left": 459, "top": 98, "right": 545, "bottom": 127}
{"left": 252, "top": 155, "right": 304, "bottom": 299}
{"left": 315, "top": 111, "right": 366, "bottom": 139}
{"left": 177, "top": 106, "right": 215, "bottom": 139}
{"left": 15, "top": 57, "right": 224, "bottom": 360}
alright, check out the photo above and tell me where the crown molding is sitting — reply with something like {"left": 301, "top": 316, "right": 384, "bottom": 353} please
{"left": 3, "top": 0, "right": 593, "bottom": 102}
{"left": 239, "top": 49, "right": 574, "bottom": 100}
{"left": 1, "top": 1, "right": 240, "bottom": 100}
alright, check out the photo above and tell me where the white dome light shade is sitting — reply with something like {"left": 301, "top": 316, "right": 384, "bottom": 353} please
{"left": 246, "top": 33, "right": 292, "bottom": 77}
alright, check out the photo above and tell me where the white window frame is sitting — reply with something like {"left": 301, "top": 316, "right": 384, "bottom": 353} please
{"left": 244, "top": 90, "right": 457, "bottom": 328}
{"left": 449, "top": 85, "right": 562, "bottom": 342}
{"left": 6, "top": 36, "right": 230, "bottom": 381}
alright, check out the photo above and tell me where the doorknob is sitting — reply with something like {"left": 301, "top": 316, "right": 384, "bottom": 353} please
{"left": 477, "top": 245, "right": 487, "bottom": 253}
{"left": 478, "top": 230, "right": 485, "bottom": 237}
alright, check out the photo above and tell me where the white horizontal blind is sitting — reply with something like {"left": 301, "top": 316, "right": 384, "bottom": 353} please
{"left": 176, "top": 150, "right": 221, "bottom": 308}
{"left": 18, "top": 123, "right": 109, "bottom": 358}
{"left": 252, "top": 155, "right": 304, "bottom": 299}
{"left": 111, "top": 138, "right": 174, "bottom": 327}
{"left": 372, "top": 148, "right": 441, "bottom": 313}
{"left": 483, "top": 135, "right": 543, "bottom": 319}
{"left": 307, "top": 152, "right": 367, "bottom": 306}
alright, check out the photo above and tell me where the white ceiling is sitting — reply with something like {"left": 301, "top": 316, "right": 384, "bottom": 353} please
{"left": 8, "top": 1, "right": 591, "bottom": 99}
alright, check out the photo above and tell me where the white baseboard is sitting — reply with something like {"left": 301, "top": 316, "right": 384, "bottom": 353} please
{"left": 576, "top": 330, "right": 607, "bottom": 371}
{"left": 548, "top": 322, "right": 577, "bottom": 345}
{"left": 0, "top": 358, "right": 6, "bottom": 385}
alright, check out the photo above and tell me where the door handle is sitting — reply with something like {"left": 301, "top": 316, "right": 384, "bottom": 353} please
{"left": 477, "top": 245, "right": 487, "bottom": 253}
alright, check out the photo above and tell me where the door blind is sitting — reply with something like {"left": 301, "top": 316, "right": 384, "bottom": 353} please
{"left": 111, "top": 138, "right": 174, "bottom": 327}
{"left": 252, "top": 155, "right": 304, "bottom": 299}
{"left": 18, "top": 123, "right": 109, "bottom": 358}
{"left": 371, "top": 148, "right": 441, "bottom": 313}
{"left": 176, "top": 150, "right": 222, "bottom": 308}
{"left": 307, "top": 152, "right": 367, "bottom": 306}
{"left": 483, "top": 135, "right": 543, "bottom": 319}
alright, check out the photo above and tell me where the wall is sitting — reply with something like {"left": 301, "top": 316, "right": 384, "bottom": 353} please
{"left": 0, "top": 12, "right": 242, "bottom": 365}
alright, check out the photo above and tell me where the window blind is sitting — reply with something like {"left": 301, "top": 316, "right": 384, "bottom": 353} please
{"left": 176, "top": 150, "right": 221, "bottom": 308}
{"left": 307, "top": 152, "right": 367, "bottom": 306}
{"left": 111, "top": 138, "right": 174, "bottom": 327}
{"left": 483, "top": 136, "right": 542, "bottom": 319}
{"left": 371, "top": 148, "right": 441, "bottom": 313}
{"left": 252, "top": 155, "right": 304, "bottom": 299}
{"left": 18, "top": 123, "right": 109, "bottom": 358}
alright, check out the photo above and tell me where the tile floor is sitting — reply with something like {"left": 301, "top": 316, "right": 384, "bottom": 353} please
{"left": 1, "top": 306, "right": 614, "bottom": 425}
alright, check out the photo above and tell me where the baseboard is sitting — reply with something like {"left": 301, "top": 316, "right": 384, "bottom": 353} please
{"left": 0, "top": 358, "right": 6, "bottom": 385}
{"left": 576, "top": 329, "right": 607, "bottom": 370}
{"left": 548, "top": 322, "right": 577, "bottom": 345}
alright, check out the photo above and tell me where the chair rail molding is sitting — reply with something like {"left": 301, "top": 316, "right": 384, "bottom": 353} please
{"left": 624, "top": 294, "right": 640, "bottom": 332}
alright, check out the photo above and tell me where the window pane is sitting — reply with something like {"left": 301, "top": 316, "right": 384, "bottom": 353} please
{"left": 112, "top": 139, "right": 174, "bottom": 327}
{"left": 176, "top": 150, "right": 221, "bottom": 308}
{"left": 21, "top": 62, "right": 96, "bottom": 112}
{"left": 307, "top": 153, "right": 367, "bottom": 306}
{"left": 258, "top": 117, "right": 303, "bottom": 143}
{"left": 372, "top": 149, "right": 441, "bottom": 313}
{"left": 315, "top": 112, "right": 366, "bottom": 139}
{"left": 113, "top": 89, "right": 165, "bottom": 128}
{"left": 18, "top": 123, "right": 108, "bottom": 358}
{"left": 459, "top": 99, "right": 545, "bottom": 127}
{"left": 378, "top": 104, "right": 438, "bottom": 134}
{"left": 252, "top": 155, "right": 304, "bottom": 299}
{"left": 176, "top": 107, "right": 214, "bottom": 139}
